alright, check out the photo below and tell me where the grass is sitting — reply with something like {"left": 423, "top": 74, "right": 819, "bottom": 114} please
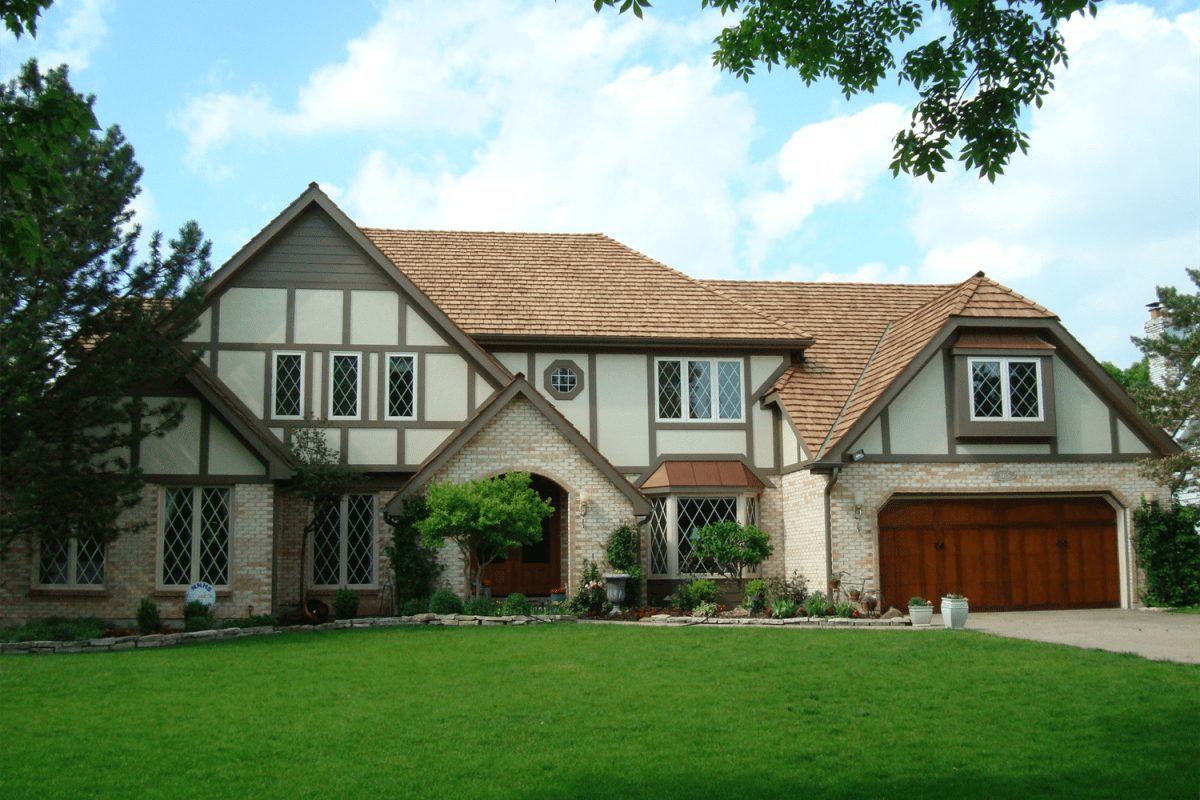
{"left": 1165, "top": 606, "right": 1200, "bottom": 614}
{"left": 1, "top": 625, "right": 1197, "bottom": 799}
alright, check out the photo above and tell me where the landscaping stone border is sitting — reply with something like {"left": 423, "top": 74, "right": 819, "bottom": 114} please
{"left": 0, "top": 613, "right": 577, "bottom": 655}
{"left": 1, "top": 612, "right": 925, "bottom": 655}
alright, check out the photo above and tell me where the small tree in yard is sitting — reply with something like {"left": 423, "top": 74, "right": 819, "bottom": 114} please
{"left": 385, "top": 495, "right": 443, "bottom": 612}
{"left": 693, "top": 521, "right": 774, "bottom": 584}
{"left": 417, "top": 472, "right": 553, "bottom": 598}
{"left": 289, "top": 426, "right": 356, "bottom": 612}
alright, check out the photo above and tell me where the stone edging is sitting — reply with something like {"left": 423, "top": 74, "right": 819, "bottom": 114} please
{"left": 625, "top": 614, "right": 916, "bottom": 627}
{"left": 0, "top": 612, "right": 577, "bottom": 655}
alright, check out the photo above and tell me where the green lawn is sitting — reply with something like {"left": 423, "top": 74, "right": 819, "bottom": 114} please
{"left": 2, "top": 625, "right": 1197, "bottom": 799}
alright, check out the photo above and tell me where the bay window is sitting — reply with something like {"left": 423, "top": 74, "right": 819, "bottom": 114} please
{"left": 647, "top": 493, "right": 759, "bottom": 578}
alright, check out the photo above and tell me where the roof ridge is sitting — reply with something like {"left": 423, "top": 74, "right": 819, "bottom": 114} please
{"left": 892, "top": 272, "right": 984, "bottom": 328}
{"left": 594, "top": 234, "right": 813, "bottom": 341}
{"left": 705, "top": 278, "right": 958, "bottom": 290}
{"left": 361, "top": 227, "right": 606, "bottom": 237}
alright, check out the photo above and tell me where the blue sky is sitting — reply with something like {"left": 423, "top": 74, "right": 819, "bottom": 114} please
{"left": 4, "top": 0, "right": 1198, "bottom": 365}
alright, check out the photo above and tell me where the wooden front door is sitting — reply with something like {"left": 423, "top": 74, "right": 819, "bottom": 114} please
{"left": 481, "top": 477, "right": 563, "bottom": 597}
{"left": 878, "top": 497, "right": 1119, "bottom": 612}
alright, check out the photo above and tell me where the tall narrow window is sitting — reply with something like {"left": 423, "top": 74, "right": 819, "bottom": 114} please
{"left": 160, "top": 487, "right": 231, "bottom": 587}
{"left": 37, "top": 536, "right": 105, "bottom": 587}
{"left": 311, "top": 494, "right": 376, "bottom": 588}
{"left": 655, "top": 358, "right": 743, "bottom": 422}
{"left": 385, "top": 354, "right": 417, "bottom": 419}
{"left": 273, "top": 352, "right": 304, "bottom": 419}
{"left": 329, "top": 353, "right": 361, "bottom": 420}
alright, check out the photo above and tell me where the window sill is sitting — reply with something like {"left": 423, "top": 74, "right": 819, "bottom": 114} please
{"left": 28, "top": 586, "right": 108, "bottom": 597}
{"left": 154, "top": 588, "right": 233, "bottom": 597}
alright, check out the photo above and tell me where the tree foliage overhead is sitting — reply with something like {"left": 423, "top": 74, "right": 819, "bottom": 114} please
{"left": 0, "top": 60, "right": 211, "bottom": 556}
{"left": 417, "top": 472, "right": 554, "bottom": 597}
{"left": 594, "top": 0, "right": 1098, "bottom": 181}
{"left": 1128, "top": 269, "right": 1200, "bottom": 498}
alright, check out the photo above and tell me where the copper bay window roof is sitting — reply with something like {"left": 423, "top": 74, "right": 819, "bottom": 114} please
{"left": 640, "top": 460, "right": 765, "bottom": 491}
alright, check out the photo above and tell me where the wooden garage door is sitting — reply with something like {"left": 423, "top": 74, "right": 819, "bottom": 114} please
{"left": 878, "top": 497, "right": 1119, "bottom": 612}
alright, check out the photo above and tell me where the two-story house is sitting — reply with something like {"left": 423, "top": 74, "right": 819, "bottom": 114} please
{"left": 2, "top": 183, "right": 1178, "bottom": 621}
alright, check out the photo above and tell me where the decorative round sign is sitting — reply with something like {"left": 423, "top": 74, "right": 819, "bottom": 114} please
{"left": 185, "top": 581, "right": 217, "bottom": 608}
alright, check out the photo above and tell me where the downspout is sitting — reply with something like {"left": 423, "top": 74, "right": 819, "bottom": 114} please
{"left": 824, "top": 466, "right": 841, "bottom": 585}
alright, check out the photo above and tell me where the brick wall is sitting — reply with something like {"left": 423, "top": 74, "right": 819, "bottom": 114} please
{"left": 0, "top": 482, "right": 275, "bottom": 625}
{"left": 422, "top": 396, "right": 639, "bottom": 598}
{"left": 828, "top": 461, "right": 1168, "bottom": 608}
{"left": 780, "top": 470, "right": 829, "bottom": 588}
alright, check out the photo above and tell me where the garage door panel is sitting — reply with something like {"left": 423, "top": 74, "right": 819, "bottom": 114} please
{"left": 880, "top": 497, "right": 1119, "bottom": 612}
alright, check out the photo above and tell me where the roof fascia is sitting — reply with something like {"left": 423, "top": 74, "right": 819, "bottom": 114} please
{"left": 475, "top": 334, "right": 814, "bottom": 352}
{"left": 385, "top": 376, "right": 649, "bottom": 516}
{"left": 634, "top": 454, "right": 774, "bottom": 490}
{"left": 182, "top": 363, "right": 296, "bottom": 479}
{"left": 203, "top": 183, "right": 512, "bottom": 389}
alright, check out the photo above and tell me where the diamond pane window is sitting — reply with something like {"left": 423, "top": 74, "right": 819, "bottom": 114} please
{"left": 311, "top": 495, "right": 376, "bottom": 588}
{"left": 971, "top": 360, "right": 1004, "bottom": 418}
{"left": 387, "top": 354, "right": 416, "bottom": 418}
{"left": 676, "top": 497, "right": 736, "bottom": 574}
{"left": 657, "top": 360, "right": 682, "bottom": 419}
{"left": 551, "top": 367, "right": 577, "bottom": 394}
{"left": 717, "top": 361, "right": 742, "bottom": 420}
{"left": 75, "top": 537, "right": 105, "bottom": 585}
{"left": 688, "top": 361, "right": 712, "bottom": 419}
{"left": 38, "top": 538, "right": 70, "bottom": 585}
{"left": 648, "top": 499, "right": 669, "bottom": 576}
{"left": 161, "top": 487, "right": 232, "bottom": 587}
{"left": 331, "top": 354, "right": 360, "bottom": 418}
{"left": 162, "top": 488, "right": 195, "bottom": 586}
{"left": 1008, "top": 361, "right": 1040, "bottom": 418}
{"left": 198, "top": 488, "right": 230, "bottom": 586}
{"left": 273, "top": 353, "right": 303, "bottom": 418}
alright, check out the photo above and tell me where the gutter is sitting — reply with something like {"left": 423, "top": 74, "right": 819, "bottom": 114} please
{"left": 824, "top": 466, "right": 841, "bottom": 585}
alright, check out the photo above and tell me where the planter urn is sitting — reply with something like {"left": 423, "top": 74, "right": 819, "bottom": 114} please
{"left": 604, "top": 574, "right": 629, "bottom": 613}
{"left": 941, "top": 596, "right": 970, "bottom": 629}
{"left": 909, "top": 604, "right": 934, "bottom": 627}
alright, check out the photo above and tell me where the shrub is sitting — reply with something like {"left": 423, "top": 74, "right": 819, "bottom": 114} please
{"left": 670, "top": 580, "right": 695, "bottom": 610}
{"left": 499, "top": 592, "right": 533, "bottom": 616}
{"left": 767, "top": 571, "right": 809, "bottom": 605}
{"left": 333, "top": 588, "right": 360, "bottom": 619}
{"left": 804, "top": 591, "right": 829, "bottom": 618}
{"left": 183, "top": 600, "right": 211, "bottom": 621}
{"left": 565, "top": 560, "right": 606, "bottom": 615}
{"left": 834, "top": 601, "right": 855, "bottom": 618}
{"left": 0, "top": 617, "right": 107, "bottom": 643}
{"left": 605, "top": 524, "right": 644, "bottom": 609}
{"left": 1134, "top": 499, "right": 1200, "bottom": 607}
{"left": 386, "top": 496, "right": 444, "bottom": 612}
{"left": 463, "top": 596, "right": 496, "bottom": 616}
{"left": 689, "top": 579, "right": 718, "bottom": 605}
{"left": 429, "top": 589, "right": 463, "bottom": 615}
{"left": 692, "top": 521, "right": 774, "bottom": 580}
{"left": 184, "top": 614, "right": 215, "bottom": 632}
{"left": 743, "top": 579, "right": 768, "bottom": 612}
{"left": 771, "top": 598, "right": 798, "bottom": 619}
{"left": 693, "top": 600, "right": 718, "bottom": 617}
{"left": 219, "top": 615, "right": 276, "bottom": 629}
{"left": 136, "top": 598, "right": 162, "bottom": 635}
{"left": 400, "top": 597, "right": 429, "bottom": 616}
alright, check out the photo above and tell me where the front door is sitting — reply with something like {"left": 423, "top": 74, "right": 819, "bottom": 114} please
{"left": 481, "top": 477, "right": 563, "bottom": 596}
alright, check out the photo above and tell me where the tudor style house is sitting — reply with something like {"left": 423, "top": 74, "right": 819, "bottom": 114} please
{"left": 1, "top": 183, "right": 1179, "bottom": 622}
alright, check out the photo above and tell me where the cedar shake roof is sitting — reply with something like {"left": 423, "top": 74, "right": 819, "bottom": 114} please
{"left": 640, "top": 460, "right": 765, "bottom": 491}
{"left": 708, "top": 273, "right": 1056, "bottom": 459}
{"left": 360, "top": 228, "right": 810, "bottom": 344}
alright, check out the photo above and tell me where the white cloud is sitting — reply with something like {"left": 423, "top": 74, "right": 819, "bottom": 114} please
{"left": 37, "top": 0, "right": 109, "bottom": 70}
{"left": 905, "top": 2, "right": 1200, "bottom": 363}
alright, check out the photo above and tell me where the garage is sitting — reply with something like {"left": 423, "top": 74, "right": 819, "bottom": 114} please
{"left": 878, "top": 497, "right": 1120, "bottom": 611}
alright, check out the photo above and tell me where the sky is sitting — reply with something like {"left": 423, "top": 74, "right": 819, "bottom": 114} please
{"left": 3, "top": 0, "right": 1198, "bottom": 366}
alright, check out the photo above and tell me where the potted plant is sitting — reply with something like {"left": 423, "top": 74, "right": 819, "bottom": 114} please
{"left": 941, "top": 593, "right": 970, "bottom": 629}
{"left": 908, "top": 596, "right": 933, "bottom": 626}
{"left": 549, "top": 586, "right": 566, "bottom": 602}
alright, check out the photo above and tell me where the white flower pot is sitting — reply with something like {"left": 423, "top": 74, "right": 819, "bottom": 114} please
{"left": 909, "top": 605, "right": 934, "bottom": 627}
{"left": 941, "top": 597, "right": 970, "bottom": 629}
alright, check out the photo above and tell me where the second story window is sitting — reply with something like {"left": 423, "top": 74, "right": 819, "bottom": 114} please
{"left": 970, "top": 358, "right": 1042, "bottom": 421}
{"left": 329, "top": 353, "right": 361, "bottom": 420}
{"left": 386, "top": 353, "right": 417, "bottom": 420}
{"left": 656, "top": 358, "right": 743, "bottom": 422}
{"left": 272, "top": 352, "right": 304, "bottom": 419}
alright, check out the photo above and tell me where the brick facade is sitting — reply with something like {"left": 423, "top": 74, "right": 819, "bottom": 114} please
{"left": 1, "top": 482, "right": 275, "bottom": 625}
{"left": 420, "top": 396, "right": 639, "bottom": 597}
{"left": 780, "top": 470, "right": 830, "bottom": 587}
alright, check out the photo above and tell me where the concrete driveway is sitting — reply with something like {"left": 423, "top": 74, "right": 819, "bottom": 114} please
{"left": 961, "top": 609, "right": 1200, "bottom": 664}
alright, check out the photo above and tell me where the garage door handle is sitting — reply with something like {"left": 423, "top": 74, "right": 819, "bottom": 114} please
{"left": 1057, "top": 538, "right": 1068, "bottom": 549}
{"left": 934, "top": 541, "right": 945, "bottom": 551}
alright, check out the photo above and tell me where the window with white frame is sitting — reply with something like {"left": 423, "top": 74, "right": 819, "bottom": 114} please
{"left": 272, "top": 352, "right": 304, "bottom": 419}
{"left": 311, "top": 495, "right": 375, "bottom": 587}
{"left": 656, "top": 358, "right": 743, "bottom": 421}
{"left": 38, "top": 536, "right": 105, "bottom": 587}
{"left": 385, "top": 353, "right": 417, "bottom": 420}
{"left": 329, "top": 353, "right": 361, "bottom": 420}
{"left": 161, "top": 487, "right": 231, "bottom": 587}
{"left": 648, "top": 494, "right": 758, "bottom": 577}
{"left": 969, "top": 357, "right": 1042, "bottom": 421}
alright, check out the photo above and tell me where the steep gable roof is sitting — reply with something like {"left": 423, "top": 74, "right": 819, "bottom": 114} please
{"left": 360, "top": 229, "right": 811, "bottom": 346}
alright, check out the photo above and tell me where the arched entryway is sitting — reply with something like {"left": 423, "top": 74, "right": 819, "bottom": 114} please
{"left": 481, "top": 474, "right": 565, "bottom": 597}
